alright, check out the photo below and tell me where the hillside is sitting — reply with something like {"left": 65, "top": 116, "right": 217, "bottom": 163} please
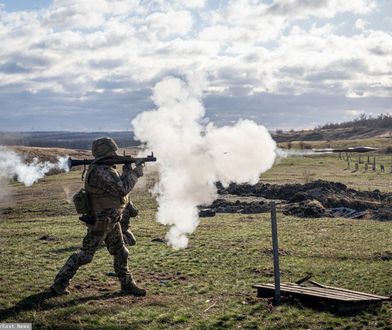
{"left": 0, "top": 131, "right": 139, "bottom": 149}
{"left": 275, "top": 114, "right": 392, "bottom": 142}
{"left": 1, "top": 115, "right": 391, "bottom": 149}
{"left": 274, "top": 126, "right": 391, "bottom": 143}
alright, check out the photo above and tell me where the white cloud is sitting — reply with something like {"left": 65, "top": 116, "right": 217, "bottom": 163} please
{"left": 0, "top": 0, "right": 390, "bottom": 130}
{"left": 175, "top": 0, "right": 207, "bottom": 9}
{"left": 267, "top": 0, "right": 377, "bottom": 18}
{"left": 145, "top": 10, "right": 193, "bottom": 38}
{"left": 355, "top": 18, "right": 369, "bottom": 30}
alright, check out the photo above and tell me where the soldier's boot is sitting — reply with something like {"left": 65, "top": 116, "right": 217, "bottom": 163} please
{"left": 122, "top": 229, "right": 136, "bottom": 246}
{"left": 50, "top": 251, "right": 93, "bottom": 296}
{"left": 119, "top": 276, "right": 146, "bottom": 296}
{"left": 50, "top": 282, "right": 70, "bottom": 296}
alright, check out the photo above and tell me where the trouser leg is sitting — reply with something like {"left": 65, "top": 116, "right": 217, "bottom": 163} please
{"left": 105, "top": 222, "right": 130, "bottom": 278}
{"left": 105, "top": 223, "right": 146, "bottom": 296}
{"left": 53, "top": 229, "right": 104, "bottom": 289}
{"left": 120, "top": 202, "right": 138, "bottom": 246}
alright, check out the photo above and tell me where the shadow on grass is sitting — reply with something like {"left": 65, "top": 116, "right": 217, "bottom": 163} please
{"left": 0, "top": 290, "right": 126, "bottom": 321}
{"left": 51, "top": 245, "right": 106, "bottom": 254}
{"left": 50, "top": 246, "right": 80, "bottom": 254}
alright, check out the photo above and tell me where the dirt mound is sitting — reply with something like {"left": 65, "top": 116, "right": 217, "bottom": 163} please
{"left": 204, "top": 199, "right": 270, "bottom": 215}
{"left": 374, "top": 207, "right": 392, "bottom": 221}
{"left": 213, "top": 180, "right": 392, "bottom": 221}
{"left": 218, "top": 180, "right": 391, "bottom": 203}
{"left": 283, "top": 200, "right": 327, "bottom": 218}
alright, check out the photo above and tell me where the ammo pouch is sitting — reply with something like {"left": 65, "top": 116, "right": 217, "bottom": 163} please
{"left": 73, "top": 188, "right": 91, "bottom": 214}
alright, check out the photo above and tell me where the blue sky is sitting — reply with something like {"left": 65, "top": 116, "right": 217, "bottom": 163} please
{"left": 1, "top": 0, "right": 52, "bottom": 11}
{"left": 0, "top": 0, "right": 391, "bottom": 131}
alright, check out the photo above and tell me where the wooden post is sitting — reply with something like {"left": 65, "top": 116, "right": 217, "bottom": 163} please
{"left": 390, "top": 156, "right": 392, "bottom": 173}
{"left": 271, "top": 202, "right": 281, "bottom": 305}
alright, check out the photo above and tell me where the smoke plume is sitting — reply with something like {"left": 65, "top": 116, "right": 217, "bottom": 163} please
{"left": 275, "top": 148, "right": 321, "bottom": 158}
{"left": 0, "top": 147, "right": 69, "bottom": 187}
{"left": 132, "top": 76, "right": 277, "bottom": 249}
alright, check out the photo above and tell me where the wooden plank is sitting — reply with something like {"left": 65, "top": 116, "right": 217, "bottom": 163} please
{"left": 255, "top": 283, "right": 352, "bottom": 301}
{"left": 280, "top": 283, "right": 383, "bottom": 301}
{"left": 291, "top": 286, "right": 379, "bottom": 301}
{"left": 309, "top": 286, "right": 388, "bottom": 301}
{"left": 307, "top": 281, "right": 390, "bottom": 301}
{"left": 253, "top": 282, "right": 389, "bottom": 314}
{"left": 253, "top": 283, "right": 388, "bottom": 302}
{"left": 254, "top": 284, "right": 353, "bottom": 301}
{"left": 254, "top": 283, "right": 389, "bottom": 301}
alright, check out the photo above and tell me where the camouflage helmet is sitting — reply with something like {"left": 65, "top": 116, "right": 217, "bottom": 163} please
{"left": 92, "top": 137, "right": 119, "bottom": 158}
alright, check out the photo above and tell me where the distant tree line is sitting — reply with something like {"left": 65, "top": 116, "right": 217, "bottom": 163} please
{"left": 317, "top": 113, "right": 392, "bottom": 130}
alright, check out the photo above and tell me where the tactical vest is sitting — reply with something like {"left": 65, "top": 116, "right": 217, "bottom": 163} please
{"left": 84, "top": 164, "right": 127, "bottom": 213}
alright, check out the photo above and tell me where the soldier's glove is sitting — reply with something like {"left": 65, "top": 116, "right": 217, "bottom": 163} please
{"left": 125, "top": 202, "right": 138, "bottom": 217}
{"left": 122, "top": 163, "right": 132, "bottom": 173}
{"left": 133, "top": 164, "right": 144, "bottom": 178}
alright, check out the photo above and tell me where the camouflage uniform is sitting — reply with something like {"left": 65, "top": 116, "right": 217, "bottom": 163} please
{"left": 120, "top": 202, "right": 139, "bottom": 246}
{"left": 51, "top": 137, "right": 145, "bottom": 296}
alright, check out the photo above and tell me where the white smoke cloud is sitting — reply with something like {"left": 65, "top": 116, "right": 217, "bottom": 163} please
{"left": 275, "top": 148, "right": 321, "bottom": 158}
{"left": 0, "top": 147, "right": 69, "bottom": 187}
{"left": 132, "top": 76, "right": 276, "bottom": 249}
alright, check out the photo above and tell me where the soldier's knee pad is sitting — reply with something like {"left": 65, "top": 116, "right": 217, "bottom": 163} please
{"left": 123, "top": 246, "right": 129, "bottom": 259}
{"left": 77, "top": 251, "right": 94, "bottom": 265}
{"left": 118, "top": 246, "right": 129, "bottom": 260}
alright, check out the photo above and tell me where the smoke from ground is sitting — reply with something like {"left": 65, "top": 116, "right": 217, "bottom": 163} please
{"left": 132, "top": 76, "right": 277, "bottom": 249}
{"left": 0, "top": 147, "right": 69, "bottom": 188}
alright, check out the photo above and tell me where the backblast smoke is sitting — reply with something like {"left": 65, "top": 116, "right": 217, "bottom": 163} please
{"left": 0, "top": 147, "right": 69, "bottom": 187}
{"left": 132, "top": 76, "right": 277, "bottom": 249}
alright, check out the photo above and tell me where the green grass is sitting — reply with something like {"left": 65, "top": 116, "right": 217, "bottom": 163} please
{"left": 263, "top": 153, "right": 392, "bottom": 192}
{"left": 0, "top": 211, "right": 391, "bottom": 329}
{"left": 279, "top": 136, "right": 392, "bottom": 149}
{"left": 0, "top": 150, "right": 391, "bottom": 329}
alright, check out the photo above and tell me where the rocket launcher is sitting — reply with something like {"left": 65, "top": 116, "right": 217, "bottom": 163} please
{"left": 67, "top": 152, "right": 157, "bottom": 170}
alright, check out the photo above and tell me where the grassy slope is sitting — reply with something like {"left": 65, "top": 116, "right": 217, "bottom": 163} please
{"left": 263, "top": 153, "right": 392, "bottom": 192}
{"left": 274, "top": 127, "right": 391, "bottom": 143}
{"left": 0, "top": 149, "right": 391, "bottom": 329}
{"left": 278, "top": 137, "right": 392, "bottom": 149}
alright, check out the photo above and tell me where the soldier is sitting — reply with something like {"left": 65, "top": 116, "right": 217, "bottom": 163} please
{"left": 50, "top": 137, "right": 146, "bottom": 296}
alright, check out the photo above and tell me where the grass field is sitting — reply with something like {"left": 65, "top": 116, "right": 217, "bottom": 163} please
{"left": 0, "top": 146, "right": 391, "bottom": 329}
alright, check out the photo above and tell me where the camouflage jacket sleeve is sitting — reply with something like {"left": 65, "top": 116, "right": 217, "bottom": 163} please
{"left": 88, "top": 165, "right": 138, "bottom": 197}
